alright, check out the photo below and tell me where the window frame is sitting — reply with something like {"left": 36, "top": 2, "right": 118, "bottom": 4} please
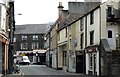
{"left": 80, "top": 18, "right": 84, "bottom": 31}
{"left": 90, "top": 11, "right": 94, "bottom": 25}
{"left": 90, "top": 31, "right": 94, "bottom": 45}
{"left": 108, "top": 30, "right": 112, "bottom": 38}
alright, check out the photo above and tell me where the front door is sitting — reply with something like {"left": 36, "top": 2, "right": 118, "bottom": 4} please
{"left": 88, "top": 53, "right": 97, "bottom": 75}
{"left": 76, "top": 55, "right": 84, "bottom": 73}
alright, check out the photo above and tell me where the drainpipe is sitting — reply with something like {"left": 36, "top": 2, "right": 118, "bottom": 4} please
{"left": 99, "top": 7, "right": 101, "bottom": 76}
{"left": 84, "top": 16, "right": 87, "bottom": 74}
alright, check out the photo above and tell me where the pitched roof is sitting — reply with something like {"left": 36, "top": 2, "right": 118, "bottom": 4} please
{"left": 15, "top": 24, "right": 48, "bottom": 34}
{"left": 57, "top": 13, "right": 81, "bottom": 31}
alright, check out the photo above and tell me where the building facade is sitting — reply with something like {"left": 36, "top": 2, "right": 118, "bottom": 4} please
{"left": 0, "top": 0, "right": 10, "bottom": 74}
{"left": 14, "top": 24, "right": 48, "bottom": 64}
{"left": 14, "top": 24, "right": 47, "bottom": 51}
{"left": 46, "top": 0, "right": 120, "bottom": 76}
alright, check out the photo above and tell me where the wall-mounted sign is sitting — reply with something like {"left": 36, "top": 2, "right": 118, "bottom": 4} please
{"left": 74, "top": 38, "right": 77, "bottom": 47}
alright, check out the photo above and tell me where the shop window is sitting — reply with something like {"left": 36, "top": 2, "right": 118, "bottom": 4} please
{"left": 89, "top": 54, "right": 93, "bottom": 70}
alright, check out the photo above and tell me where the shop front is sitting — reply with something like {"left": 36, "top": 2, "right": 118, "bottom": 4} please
{"left": 76, "top": 51, "right": 85, "bottom": 73}
{"left": 85, "top": 45, "right": 100, "bottom": 76}
{"left": 68, "top": 51, "right": 76, "bottom": 72}
{"left": 0, "top": 34, "right": 9, "bottom": 74}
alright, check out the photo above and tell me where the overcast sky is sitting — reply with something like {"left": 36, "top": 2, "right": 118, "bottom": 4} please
{"left": 14, "top": 0, "right": 107, "bottom": 25}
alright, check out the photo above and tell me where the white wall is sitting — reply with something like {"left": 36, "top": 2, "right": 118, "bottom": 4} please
{"left": 87, "top": 8, "right": 100, "bottom": 46}
{"left": 107, "top": 25, "right": 118, "bottom": 50}
{"left": 58, "top": 28, "right": 67, "bottom": 44}
{"left": 0, "top": 4, "right": 6, "bottom": 31}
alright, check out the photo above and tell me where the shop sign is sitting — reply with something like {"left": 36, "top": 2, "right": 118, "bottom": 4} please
{"left": 76, "top": 51, "right": 83, "bottom": 55}
{"left": 74, "top": 39, "right": 77, "bottom": 47}
{"left": 86, "top": 46, "right": 98, "bottom": 53}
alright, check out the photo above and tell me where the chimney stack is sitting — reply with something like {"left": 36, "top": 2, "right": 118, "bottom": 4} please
{"left": 58, "top": 2, "right": 64, "bottom": 16}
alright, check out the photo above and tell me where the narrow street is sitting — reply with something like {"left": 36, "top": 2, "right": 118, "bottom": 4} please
{"left": 19, "top": 65, "right": 99, "bottom": 77}
{"left": 21, "top": 65, "right": 83, "bottom": 75}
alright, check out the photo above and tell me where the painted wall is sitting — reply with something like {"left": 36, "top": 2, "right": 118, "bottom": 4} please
{"left": 100, "top": 0, "right": 120, "bottom": 50}
{"left": 87, "top": 8, "right": 100, "bottom": 46}
{"left": 0, "top": 4, "right": 6, "bottom": 32}
{"left": 58, "top": 27, "right": 67, "bottom": 44}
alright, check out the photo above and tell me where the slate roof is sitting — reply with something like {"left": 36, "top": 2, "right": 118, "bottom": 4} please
{"left": 15, "top": 24, "right": 48, "bottom": 34}
{"left": 57, "top": 13, "right": 81, "bottom": 31}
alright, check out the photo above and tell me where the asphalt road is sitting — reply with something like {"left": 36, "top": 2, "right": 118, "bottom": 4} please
{"left": 1, "top": 65, "right": 102, "bottom": 77}
{"left": 19, "top": 65, "right": 99, "bottom": 77}
{"left": 20, "top": 65, "right": 82, "bottom": 75}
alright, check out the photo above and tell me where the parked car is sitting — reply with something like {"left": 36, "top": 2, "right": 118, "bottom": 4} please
{"left": 17, "top": 56, "right": 30, "bottom": 65}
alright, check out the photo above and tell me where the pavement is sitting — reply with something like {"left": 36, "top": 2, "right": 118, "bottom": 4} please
{"left": 0, "top": 69, "right": 23, "bottom": 77}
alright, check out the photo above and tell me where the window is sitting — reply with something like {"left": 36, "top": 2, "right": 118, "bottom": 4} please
{"left": 90, "top": 11, "right": 94, "bottom": 25}
{"left": 89, "top": 54, "right": 96, "bottom": 70}
{"left": 0, "top": 6, "right": 1, "bottom": 28}
{"left": 58, "top": 33, "right": 60, "bottom": 41}
{"left": 107, "top": 6, "right": 112, "bottom": 16}
{"left": 65, "top": 27, "right": 67, "bottom": 37}
{"left": 33, "top": 35, "right": 38, "bottom": 40}
{"left": 13, "top": 37, "right": 16, "bottom": 43}
{"left": 63, "top": 51, "right": 67, "bottom": 66}
{"left": 21, "top": 43, "right": 28, "bottom": 50}
{"left": 80, "top": 33, "right": 84, "bottom": 49}
{"left": 69, "top": 39, "right": 72, "bottom": 49}
{"left": 80, "top": 18, "right": 84, "bottom": 31}
{"left": 89, "top": 54, "right": 93, "bottom": 70}
{"left": 90, "top": 31, "right": 94, "bottom": 45}
{"left": 22, "top": 35, "right": 27, "bottom": 40}
{"left": 108, "top": 30, "right": 112, "bottom": 38}
{"left": 32, "top": 42, "right": 39, "bottom": 49}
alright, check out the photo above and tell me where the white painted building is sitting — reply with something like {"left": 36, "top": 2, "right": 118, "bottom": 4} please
{"left": 85, "top": 0, "right": 120, "bottom": 76}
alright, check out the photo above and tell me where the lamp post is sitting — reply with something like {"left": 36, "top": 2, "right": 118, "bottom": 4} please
{"left": 8, "top": 1, "right": 14, "bottom": 74}
{"left": 7, "top": 0, "right": 18, "bottom": 73}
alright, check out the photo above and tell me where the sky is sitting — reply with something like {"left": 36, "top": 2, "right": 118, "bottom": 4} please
{"left": 14, "top": 0, "right": 107, "bottom": 25}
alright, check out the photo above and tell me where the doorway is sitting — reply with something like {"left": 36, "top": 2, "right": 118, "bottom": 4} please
{"left": 76, "top": 55, "right": 84, "bottom": 73}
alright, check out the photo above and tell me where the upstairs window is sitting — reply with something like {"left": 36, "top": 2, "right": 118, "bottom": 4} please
{"left": 90, "top": 11, "right": 94, "bottom": 25}
{"left": 65, "top": 27, "right": 67, "bottom": 37}
{"left": 80, "top": 33, "right": 84, "bottom": 49}
{"left": 22, "top": 35, "right": 27, "bottom": 40}
{"left": 90, "top": 31, "right": 94, "bottom": 45}
{"left": 33, "top": 35, "right": 38, "bottom": 40}
{"left": 107, "top": 6, "right": 112, "bottom": 16}
{"left": 80, "top": 18, "right": 84, "bottom": 31}
{"left": 108, "top": 30, "right": 112, "bottom": 38}
{"left": 0, "top": 6, "right": 1, "bottom": 28}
